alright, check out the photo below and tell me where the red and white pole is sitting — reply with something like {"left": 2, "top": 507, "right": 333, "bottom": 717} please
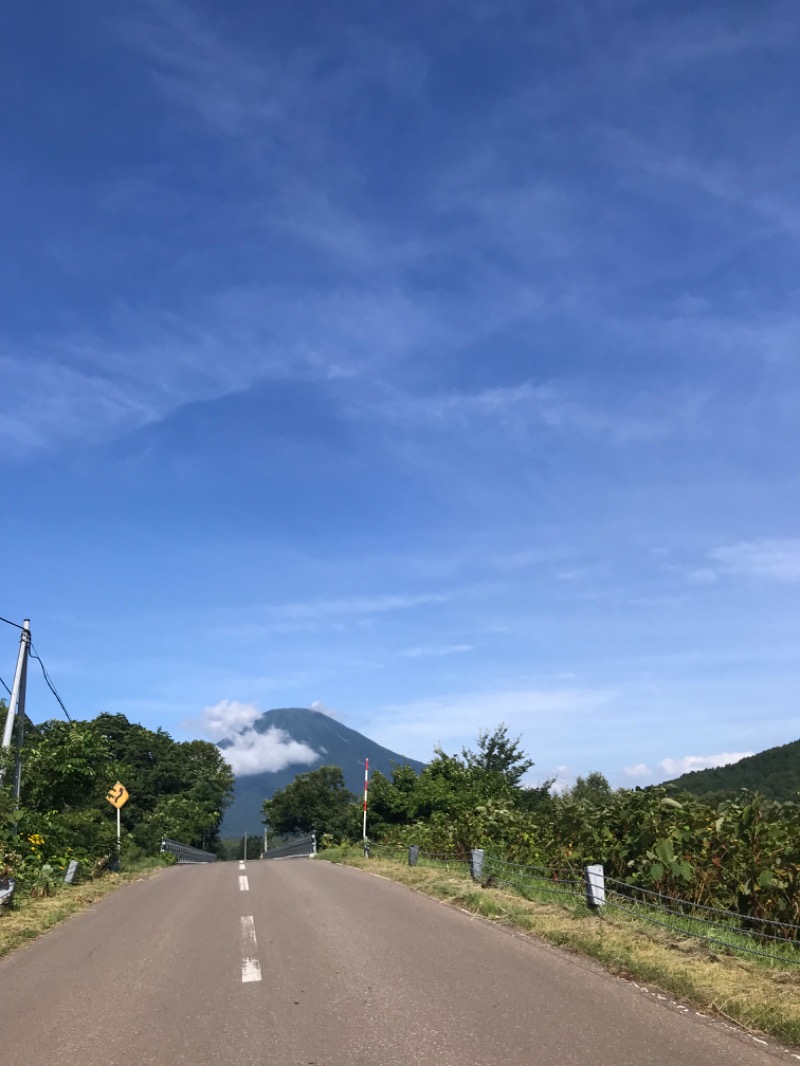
{"left": 362, "top": 758, "right": 369, "bottom": 842}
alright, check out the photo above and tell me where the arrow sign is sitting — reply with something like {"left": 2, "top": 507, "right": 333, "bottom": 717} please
{"left": 106, "top": 782, "right": 129, "bottom": 809}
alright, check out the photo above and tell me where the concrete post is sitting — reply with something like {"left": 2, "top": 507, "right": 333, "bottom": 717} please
{"left": 470, "top": 848, "right": 485, "bottom": 881}
{"left": 584, "top": 863, "right": 606, "bottom": 908}
{"left": 408, "top": 845, "right": 419, "bottom": 866}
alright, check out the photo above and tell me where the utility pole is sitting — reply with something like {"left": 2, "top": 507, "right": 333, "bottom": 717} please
{"left": 244, "top": 830, "right": 247, "bottom": 861}
{"left": 1, "top": 620, "right": 31, "bottom": 794}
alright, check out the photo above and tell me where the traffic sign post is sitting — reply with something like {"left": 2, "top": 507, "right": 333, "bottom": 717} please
{"left": 106, "top": 782, "right": 129, "bottom": 863}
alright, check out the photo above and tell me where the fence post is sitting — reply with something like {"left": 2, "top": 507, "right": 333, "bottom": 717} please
{"left": 408, "top": 845, "right": 419, "bottom": 866}
{"left": 0, "top": 877, "right": 15, "bottom": 909}
{"left": 64, "top": 860, "right": 79, "bottom": 885}
{"left": 311, "top": 831, "right": 317, "bottom": 857}
{"left": 584, "top": 863, "right": 606, "bottom": 909}
{"left": 470, "top": 848, "right": 485, "bottom": 882}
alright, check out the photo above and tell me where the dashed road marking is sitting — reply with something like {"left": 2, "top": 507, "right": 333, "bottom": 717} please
{"left": 240, "top": 916, "right": 261, "bottom": 983}
{"left": 239, "top": 875, "right": 249, "bottom": 892}
{"left": 241, "top": 957, "right": 261, "bottom": 983}
{"left": 240, "top": 915, "right": 257, "bottom": 951}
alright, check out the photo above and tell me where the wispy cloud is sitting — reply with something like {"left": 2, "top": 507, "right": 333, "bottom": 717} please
{"left": 366, "top": 684, "right": 616, "bottom": 762}
{"left": 709, "top": 540, "right": 800, "bottom": 584}
{"left": 369, "top": 380, "right": 705, "bottom": 446}
{"left": 119, "top": 0, "right": 428, "bottom": 144}
{"left": 400, "top": 644, "right": 472, "bottom": 659}
{"left": 278, "top": 590, "right": 451, "bottom": 621}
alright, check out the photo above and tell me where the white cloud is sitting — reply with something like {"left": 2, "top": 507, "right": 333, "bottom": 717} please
{"left": 200, "top": 699, "right": 261, "bottom": 741}
{"left": 221, "top": 726, "right": 320, "bottom": 777}
{"left": 710, "top": 540, "right": 800, "bottom": 583}
{"left": 197, "top": 698, "right": 321, "bottom": 776}
{"left": 658, "top": 752, "right": 754, "bottom": 777}
{"left": 623, "top": 763, "right": 653, "bottom": 779}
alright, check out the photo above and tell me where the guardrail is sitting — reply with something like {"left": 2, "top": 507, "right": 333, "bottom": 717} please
{"left": 160, "top": 838, "right": 218, "bottom": 864}
{"left": 263, "top": 831, "right": 316, "bottom": 860}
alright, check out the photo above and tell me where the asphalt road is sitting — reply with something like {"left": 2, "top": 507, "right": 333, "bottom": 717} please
{"left": 0, "top": 858, "right": 794, "bottom": 1066}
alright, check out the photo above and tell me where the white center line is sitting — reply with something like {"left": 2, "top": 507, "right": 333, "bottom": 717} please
{"left": 240, "top": 915, "right": 258, "bottom": 952}
{"left": 239, "top": 875, "right": 249, "bottom": 891}
{"left": 240, "top": 916, "right": 261, "bottom": 983}
{"left": 238, "top": 861, "right": 246, "bottom": 870}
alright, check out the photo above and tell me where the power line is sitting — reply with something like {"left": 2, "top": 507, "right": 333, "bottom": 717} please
{"left": 0, "top": 615, "right": 24, "bottom": 630}
{"left": 29, "top": 645, "right": 73, "bottom": 723}
{"left": 0, "top": 675, "right": 10, "bottom": 696}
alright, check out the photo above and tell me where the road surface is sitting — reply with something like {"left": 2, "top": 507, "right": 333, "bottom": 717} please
{"left": 0, "top": 858, "right": 793, "bottom": 1066}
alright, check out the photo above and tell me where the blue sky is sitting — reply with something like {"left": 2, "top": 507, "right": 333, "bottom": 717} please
{"left": 2, "top": 0, "right": 799, "bottom": 789}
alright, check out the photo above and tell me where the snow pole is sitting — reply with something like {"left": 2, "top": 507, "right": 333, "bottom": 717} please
{"left": 362, "top": 757, "right": 369, "bottom": 846}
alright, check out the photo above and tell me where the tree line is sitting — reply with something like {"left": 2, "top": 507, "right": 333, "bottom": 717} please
{"left": 1, "top": 703, "right": 234, "bottom": 887}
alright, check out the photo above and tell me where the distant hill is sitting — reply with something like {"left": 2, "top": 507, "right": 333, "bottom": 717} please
{"left": 220, "top": 707, "right": 425, "bottom": 835}
{"left": 666, "top": 737, "right": 800, "bottom": 802}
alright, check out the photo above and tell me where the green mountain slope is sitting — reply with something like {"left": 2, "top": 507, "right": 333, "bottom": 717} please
{"left": 666, "top": 737, "right": 800, "bottom": 801}
{"left": 220, "top": 707, "right": 425, "bottom": 835}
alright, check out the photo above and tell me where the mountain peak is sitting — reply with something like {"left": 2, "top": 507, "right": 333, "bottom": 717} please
{"left": 221, "top": 707, "right": 424, "bottom": 835}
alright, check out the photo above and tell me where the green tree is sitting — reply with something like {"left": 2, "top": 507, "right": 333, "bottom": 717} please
{"left": 262, "top": 765, "right": 355, "bottom": 838}
{"left": 461, "top": 723, "right": 534, "bottom": 787}
{"left": 564, "top": 771, "right": 613, "bottom": 804}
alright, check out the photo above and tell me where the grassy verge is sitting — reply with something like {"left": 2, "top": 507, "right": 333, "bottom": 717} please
{"left": 0, "top": 860, "right": 171, "bottom": 960}
{"left": 318, "top": 846, "right": 800, "bottom": 1048}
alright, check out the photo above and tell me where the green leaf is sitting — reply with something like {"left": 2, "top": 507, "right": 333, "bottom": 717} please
{"left": 653, "top": 837, "right": 675, "bottom": 865}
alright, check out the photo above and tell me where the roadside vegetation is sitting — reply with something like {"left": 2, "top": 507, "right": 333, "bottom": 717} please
{"left": 1, "top": 701, "right": 234, "bottom": 934}
{"left": 294, "top": 726, "right": 800, "bottom": 932}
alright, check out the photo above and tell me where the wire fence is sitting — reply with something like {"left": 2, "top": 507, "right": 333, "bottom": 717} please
{"left": 482, "top": 854, "right": 585, "bottom": 907}
{"left": 368, "top": 842, "right": 470, "bottom": 872}
{"left": 604, "top": 878, "right": 800, "bottom": 968}
{"left": 363, "top": 842, "right": 800, "bottom": 969}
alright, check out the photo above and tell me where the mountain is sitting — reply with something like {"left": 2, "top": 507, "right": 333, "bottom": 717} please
{"left": 666, "top": 737, "right": 800, "bottom": 802}
{"left": 220, "top": 707, "right": 425, "bottom": 835}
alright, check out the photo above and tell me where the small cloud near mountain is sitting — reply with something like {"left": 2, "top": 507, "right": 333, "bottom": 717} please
{"left": 200, "top": 699, "right": 261, "bottom": 740}
{"left": 659, "top": 752, "right": 754, "bottom": 777}
{"left": 200, "top": 699, "right": 319, "bottom": 776}
{"left": 623, "top": 751, "right": 753, "bottom": 781}
{"left": 310, "top": 700, "right": 338, "bottom": 719}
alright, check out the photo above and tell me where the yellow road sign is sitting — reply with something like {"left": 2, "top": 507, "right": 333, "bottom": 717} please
{"left": 106, "top": 782, "right": 129, "bottom": 809}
